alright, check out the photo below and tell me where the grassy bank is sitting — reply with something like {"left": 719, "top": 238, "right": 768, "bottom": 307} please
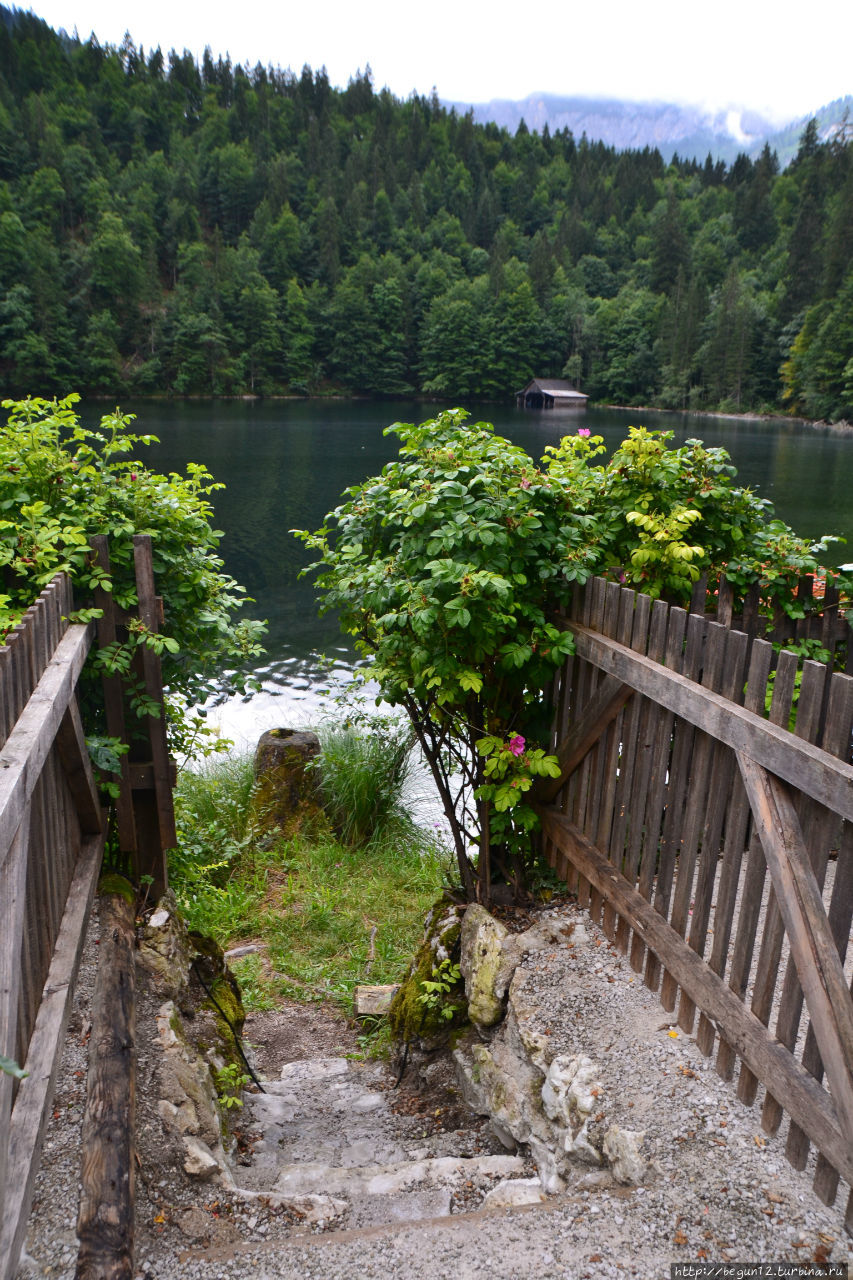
{"left": 169, "top": 738, "right": 450, "bottom": 1014}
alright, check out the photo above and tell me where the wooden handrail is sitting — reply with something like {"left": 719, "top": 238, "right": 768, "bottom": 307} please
{"left": 563, "top": 621, "right": 853, "bottom": 821}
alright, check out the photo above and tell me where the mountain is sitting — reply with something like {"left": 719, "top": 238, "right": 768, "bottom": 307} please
{"left": 762, "top": 97, "right": 853, "bottom": 166}
{"left": 445, "top": 92, "right": 853, "bottom": 165}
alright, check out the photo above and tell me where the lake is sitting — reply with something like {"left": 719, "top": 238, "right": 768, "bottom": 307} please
{"left": 107, "top": 399, "right": 853, "bottom": 746}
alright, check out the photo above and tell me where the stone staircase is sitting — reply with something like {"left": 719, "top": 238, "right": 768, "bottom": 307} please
{"left": 19, "top": 897, "right": 853, "bottom": 1280}
{"left": 234, "top": 1054, "right": 542, "bottom": 1230}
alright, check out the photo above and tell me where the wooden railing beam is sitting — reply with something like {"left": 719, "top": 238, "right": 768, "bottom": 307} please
{"left": 0, "top": 623, "right": 93, "bottom": 871}
{"left": 563, "top": 621, "right": 853, "bottom": 822}
{"left": 539, "top": 807, "right": 853, "bottom": 1187}
{"left": 736, "top": 752, "right": 853, "bottom": 1148}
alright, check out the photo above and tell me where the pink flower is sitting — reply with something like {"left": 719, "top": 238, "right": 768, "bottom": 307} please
{"left": 577, "top": 428, "right": 591, "bottom": 438}
{"left": 520, "top": 478, "right": 531, "bottom": 489}
{"left": 508, "top": 735, "right": 526, "bottom": 756}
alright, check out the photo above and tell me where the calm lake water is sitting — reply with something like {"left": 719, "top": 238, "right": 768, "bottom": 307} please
{"left": 107, "top": 400, "right": 853, "bottom": 746}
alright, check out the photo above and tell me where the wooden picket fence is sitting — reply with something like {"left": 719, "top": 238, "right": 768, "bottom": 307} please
{"left": 539, "top": 574, "right": 853, "bottom": 1230}
{"left": 0, "top": 537, "right": 177, "bottom": 1280}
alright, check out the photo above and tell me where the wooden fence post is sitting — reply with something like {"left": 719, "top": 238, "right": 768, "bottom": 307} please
{"left": 90, "top": 535, "right": 176, "bottom": 898}
{"left": 90, "top": 536, "right": 138, "bottom": 871}
{"left": 131, "top": 535, "right": 176, "bottom": 897}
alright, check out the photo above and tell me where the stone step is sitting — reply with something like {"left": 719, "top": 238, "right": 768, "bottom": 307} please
{"left": 234, "top": 1153, "right": 537, "bottom": 1230}
{"left": 176, "top": 1189, "right": 579, "bottom": 1277}
{"left": 240, "top": 1057, "right": 413, "bottom": 1185}
{"left": 273, "top": 1152, "right": 531, "bottom": 1227}
{"left": 233, "top": 1055, "right": 540, "bottom": 1229}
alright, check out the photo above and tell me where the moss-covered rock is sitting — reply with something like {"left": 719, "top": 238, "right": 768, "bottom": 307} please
{"left": 251, "top": 728, "right": 321, "bottom": 839}
{"left": 388, "top": 897, "right": 468, "bottom": 1052}
{"left": 460, "top": 903, "right": 509, "bottom": 1028}
{"left": 187, "top": 930, "right": 246, "bottom": 1074}
{"left": 138, "top": 890, "right": 195, "bottom": 1009}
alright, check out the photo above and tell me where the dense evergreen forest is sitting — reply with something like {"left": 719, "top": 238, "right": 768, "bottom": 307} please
{"left": 1, "top": 7, "right": 851, "bottom": 418}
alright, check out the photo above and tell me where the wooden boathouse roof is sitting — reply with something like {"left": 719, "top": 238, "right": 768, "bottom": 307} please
{"left": 516, "top": 378, "right": 588, "bottom": 407}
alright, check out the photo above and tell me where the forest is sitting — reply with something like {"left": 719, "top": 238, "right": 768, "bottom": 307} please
{"left": 0, "top": 6, "right": 851, "bottom": 419}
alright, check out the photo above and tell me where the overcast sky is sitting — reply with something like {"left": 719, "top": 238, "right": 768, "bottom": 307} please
{"left": 28, "top": 0, "right": 853, "bottom": 122}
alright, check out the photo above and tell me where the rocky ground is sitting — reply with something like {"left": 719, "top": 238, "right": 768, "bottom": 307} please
{"left": 16, "top": 897, "right": 853, "bottom": 1280}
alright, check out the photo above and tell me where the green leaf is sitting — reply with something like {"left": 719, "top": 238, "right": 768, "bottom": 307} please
{"left": 0, "top": 1053, "right": 27, "bottom": 1080}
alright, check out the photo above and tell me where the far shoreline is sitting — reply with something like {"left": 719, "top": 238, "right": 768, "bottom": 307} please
{"left": 73, "top": 392, "right": 853, "bottom": 436}
{"left": 599, "top": 403, "right": 853, "bottom": 436}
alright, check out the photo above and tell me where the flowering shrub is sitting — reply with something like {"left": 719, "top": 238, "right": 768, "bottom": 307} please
{"left": 546, "top": 425, "right": 847, "bottom": 611}
{"left": 297, "top": 410, "right": 847, "bottom": 900}
{"left": 475, "top": 734, "right": 561, "bottom": 862}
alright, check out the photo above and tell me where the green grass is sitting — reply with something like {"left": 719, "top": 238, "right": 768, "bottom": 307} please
{"left": 170, "top": 741, "right": 451, "bottom": 1015}
{"left": 313, "top": 719, "right": 419, "bottom": 848}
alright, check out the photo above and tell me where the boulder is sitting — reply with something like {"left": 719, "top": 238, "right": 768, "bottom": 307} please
{"left": 452, "top": 905, "right": 649, "bottom": 1191}
{"left": 460, "top": 903, "right": 509, "bottom": 1027}
{"left": 480, "top": 1177, "right": 547, "bottom": 1209}
{"left": 603, "top": 1126, "right": 647, "bottom": 1185}
{"left": 182, "top": 1136, "right": 221, "bottom": 1180}
{"left": 388, "top": 899, "right": 467, "bottom": 1067}
{"left": 137, "top": 890, "right": 194, "bottom": 1010}
{"left": 251, "top": 728, "right": 321, "bottom": 838}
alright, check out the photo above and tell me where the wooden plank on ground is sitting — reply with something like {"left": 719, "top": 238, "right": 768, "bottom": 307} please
{"left": 737, "top": 752, "right": 853, "bottom": 1150}
{"left": 355, "top": 985, "right": 399, "bottom": 1017}
{"left": 539, "top": 807, "right": 853, "bottom": 1187}
{"left": 564, "top": 622, "right": 853, "bottom": 822}
{"left": 76, "top": 888, "right": 136, "bottom": 1280}
{"left": 0, "top": 830, "right": 103, "bottom": 1280}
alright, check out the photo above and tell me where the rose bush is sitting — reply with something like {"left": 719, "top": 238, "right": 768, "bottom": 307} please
{"left": 297, "top": 409, "right": 847, "bottom": 900}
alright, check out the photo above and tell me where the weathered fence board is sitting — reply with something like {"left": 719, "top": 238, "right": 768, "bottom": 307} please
{"left": 566, "top": 622, "right": 853, "bottom": 822}
{"left": 539, "top": 574, "right": 853, "bottom": 1229}
{"left": 0, "top": 577, "right": 106, "bottom": 1280}
{"left": 0, "top": 832, "right": 102, "bottom": 1278}
{"left": 0, "top": 545, "right": 178, "bottom": 1280}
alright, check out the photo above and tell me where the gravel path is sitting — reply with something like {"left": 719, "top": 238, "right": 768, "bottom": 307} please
{"left": 16, "top": 898, "right": 853, "bottom": 1280}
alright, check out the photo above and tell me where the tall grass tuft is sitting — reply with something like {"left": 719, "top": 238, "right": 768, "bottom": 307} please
{"left": 313, "top": 718, "right": 418, "bottom": 849}
{"left": 175, "top": 751, "right": 257, "bottom": 845}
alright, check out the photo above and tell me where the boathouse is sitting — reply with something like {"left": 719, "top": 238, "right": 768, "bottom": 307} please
{"left": 516, "top": 377, "right": 588, "bottom": 409}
